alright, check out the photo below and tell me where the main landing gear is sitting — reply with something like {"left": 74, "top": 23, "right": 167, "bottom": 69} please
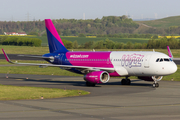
{"left": 86, "top": 81, "right": 96, "bottom": 87}
{"left": 121, "top": 77, "right": 131, "bottom": 85}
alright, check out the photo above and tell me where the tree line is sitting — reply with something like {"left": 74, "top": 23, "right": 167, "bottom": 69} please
{"left": 1, "top": 36, "right": 179, "bottom": 49}
{"left": 63, "top": 37, "right": 180, "bottom": 49}
{"left": 0, "top": 36, "right": 42, "bottom": 47}
{"left": 2, "top": 16, "right": 180, "bottom": 36}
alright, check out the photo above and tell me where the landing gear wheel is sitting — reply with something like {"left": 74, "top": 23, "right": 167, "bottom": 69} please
{"left": 155, "top": 83, "right": 159, "bottom": 87}
{"left": 121, "top": 79, "right": 125, "bottom": 85}
{"left": 153, "top": 83, "right": 159, "bottom": 88}
{"left": 121, "top": 79, "right": 131, "bottom": 85}
{"left": 86, "top": 82, "right": 96, "bottom": 87}
{"left": 127, "top": 79, "right": 131, "bottom": 85}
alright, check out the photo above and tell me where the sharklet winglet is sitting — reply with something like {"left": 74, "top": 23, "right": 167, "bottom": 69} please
{"left": 2, "top": 49, "right": 12, "bottom": 63}
{"left": 167, "top": 46, "right": 173, "bottom": 59}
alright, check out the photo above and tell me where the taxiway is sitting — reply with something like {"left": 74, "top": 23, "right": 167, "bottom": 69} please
{"left": 0, "top": 74, "right": 180, "bottom": 120}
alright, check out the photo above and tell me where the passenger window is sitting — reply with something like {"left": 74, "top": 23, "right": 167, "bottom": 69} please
{"left": 160, "top": 58, "right": 163, "bottom": 62}
{"left": 156, "top": 58, "right": 159, "bottom": 62}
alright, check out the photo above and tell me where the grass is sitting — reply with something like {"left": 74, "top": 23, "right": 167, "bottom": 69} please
{"left": 136, "top": 15, "right": 180, "bottom": 28}
{"left": 0, "top": 36, "right": 149, "bottom": 46}
{"left": 162, "top": 65, "right": 180, "bottom": 81}
{"left": 0, "top": 84, "right": 89, "bottom": 100}
{"left": 0, "top": 45, "right": 49, "bottom": 55}
{"left": 0, "top": 60, "right": 82, "bottom": 76}
{"left": 60, "top": 37, "right": 149, "bottom": 45}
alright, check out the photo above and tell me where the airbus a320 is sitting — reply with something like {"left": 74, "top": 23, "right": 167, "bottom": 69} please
{"left": 2, "top": 19, "right": 177, "bottom": 88}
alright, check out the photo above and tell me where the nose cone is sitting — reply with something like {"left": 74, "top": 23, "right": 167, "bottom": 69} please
{"left": 170, "top": 62, "right": 177, "bottom": 74}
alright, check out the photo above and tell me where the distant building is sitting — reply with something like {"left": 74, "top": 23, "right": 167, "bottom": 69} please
{"left": 4, "top": 32, "right": 27, "bottom": 36}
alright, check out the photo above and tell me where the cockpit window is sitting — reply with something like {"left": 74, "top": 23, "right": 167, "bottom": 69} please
{"left": 160, "top": 58, "right": 163, "bottom": 62}
{"left": 164, "top": 58, "right": 170, "bottom": 61}
{"left": 156, "top": 58, "right": 159, "bottom": 62}
{"left": 156, "top": 58, "right": 172, "bottom": 62}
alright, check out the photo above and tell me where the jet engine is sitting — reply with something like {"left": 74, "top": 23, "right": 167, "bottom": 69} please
{"left": 138, "top": 76, "right": 163, "bottom": 81}
{"left": 84, "top": 71, "right": 110, "bottom": 84}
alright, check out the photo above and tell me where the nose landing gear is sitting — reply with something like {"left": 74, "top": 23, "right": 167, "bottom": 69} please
{"left": 152, "top": 76, "right": 162, "bottom": 88}
{"left": 153, "top": 82, "right": 159, "bottom": 88}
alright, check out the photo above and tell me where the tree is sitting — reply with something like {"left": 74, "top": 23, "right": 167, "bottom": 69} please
{"left": 63, "top": 30, "right": 71, "bottom": 36}
{"left": 126, "top": 42, "right": 133, "bottom": 49}
{"left": 78, "top": 33, "right": 86, "bottom": 37}
{"left": 62, "top": 39, "right": 73, "bottom": 49}
{"left": 57, "top": 29, "right": 61, "bottom": 35}
{"left": 0, "top": 36, "right": 8, "bottom": 44}
{"left": 28, "top": 31, "right": 39, "bottom": 36}
{"left": 73, "top": 40, "right": 78, "bottom": 49}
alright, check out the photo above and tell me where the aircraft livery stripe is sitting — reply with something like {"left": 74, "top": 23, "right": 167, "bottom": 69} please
{"left": 65, "top": 52, "right": 114, "bottom": 68}
{"left": 45, "top": 19, "right": 64, "bottom": 46}
{"left": 109, "top": 71, "right": 120, "bottom": 76}
{"left": 46, "top": 28, "right": 68, "bottom": 53}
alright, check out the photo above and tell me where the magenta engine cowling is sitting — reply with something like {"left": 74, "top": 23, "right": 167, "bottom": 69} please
{"left": 138, "top": 76, "right": 163, "bottom": 81}
{"left": 84, "top": 71, "right": 110, "bottom": 84}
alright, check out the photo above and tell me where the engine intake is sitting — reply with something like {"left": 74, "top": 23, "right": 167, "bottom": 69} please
{"left": 138, "top": 76, "right": 163, "bottom": 81}
{"left": 84, "top": 71, "right": 110, "bottom": 84}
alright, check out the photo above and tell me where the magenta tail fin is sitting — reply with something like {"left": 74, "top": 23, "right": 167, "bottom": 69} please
{"left": 45, "top": 19, "right": 68, "bottom": 53}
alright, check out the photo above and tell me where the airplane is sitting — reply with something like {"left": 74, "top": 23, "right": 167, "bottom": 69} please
{"left": 2, "top": 19, "right": 177, "bottom": 88}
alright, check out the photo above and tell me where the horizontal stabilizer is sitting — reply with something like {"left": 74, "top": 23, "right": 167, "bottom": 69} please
{"left": 18, "top": 55, "right": 54, "bottom": 60}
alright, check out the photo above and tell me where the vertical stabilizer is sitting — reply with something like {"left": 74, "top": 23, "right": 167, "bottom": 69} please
{"left": 45, "top": 19, "right": 68, "bottom": 53}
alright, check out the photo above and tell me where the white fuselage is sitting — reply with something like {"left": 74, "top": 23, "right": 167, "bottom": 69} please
{"left": 110, "top": 51, "right": 177, "bottom": 76}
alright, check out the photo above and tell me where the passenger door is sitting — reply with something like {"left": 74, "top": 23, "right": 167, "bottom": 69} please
{"left": 144, "top": 55, "right": 151, "bottom": 68}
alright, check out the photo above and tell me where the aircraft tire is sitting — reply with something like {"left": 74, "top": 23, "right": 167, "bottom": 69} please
{"left": 86, "top": 82, "right": 96, "bottom": 87}
{"left": 121, "top": 79, "right": 125, "bottom": 85}
{"left": 153, "top": 83, "right": 159, "bottom": 88}
{"left": 121, "top": 79, "right": 131, "bottom": 85}
{"left": 127, "top": 79, "right": 131, "bottom": 85}
{"left": 155, "top": 83, "right": 159, "bottom": 87}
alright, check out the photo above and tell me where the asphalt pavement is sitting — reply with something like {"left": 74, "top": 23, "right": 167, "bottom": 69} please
{"left": 0, "top": 73, "right": 180, "bottom": 120}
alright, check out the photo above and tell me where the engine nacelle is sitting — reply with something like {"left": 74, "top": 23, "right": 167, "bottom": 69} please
{"left": 84, "top": 71, "right": 110, "bottom": 84}
{"left": 138, "top": 76, "right": 163, "bottom": 81}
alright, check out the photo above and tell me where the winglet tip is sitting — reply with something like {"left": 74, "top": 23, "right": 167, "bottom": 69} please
{"left": 2, "top": 49, "right": 10, "bottom": 62}
{"left": 167, "top": 46, "right": 173, "bottom": 58}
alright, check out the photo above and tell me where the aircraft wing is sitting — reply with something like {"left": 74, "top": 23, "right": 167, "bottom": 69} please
{"left": 2, "top": 49, "right": 115, "bottom": 73}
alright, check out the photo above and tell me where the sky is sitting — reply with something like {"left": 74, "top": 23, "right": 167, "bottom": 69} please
{"left": 1, "top": 0, "right": 180, "bottom": 21}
